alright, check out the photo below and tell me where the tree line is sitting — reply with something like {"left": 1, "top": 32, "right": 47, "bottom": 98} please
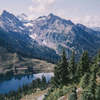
{"left": 44, "top": 49, "right": 100, "bottom": 100}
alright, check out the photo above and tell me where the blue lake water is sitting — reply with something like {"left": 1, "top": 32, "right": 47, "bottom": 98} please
{"left": 0, "top": 73, "right": 54, "bottom": 94}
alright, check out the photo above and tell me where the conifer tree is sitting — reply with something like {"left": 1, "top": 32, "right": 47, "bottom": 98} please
{"left": 95, "top": 85, "right": 100, "bottom": 100}
{"left": 93, "top": 51, "right": 100, "bottom": 72}
{"left": 68, "top": 87, "right": 77, "bottom": 100}
{"left": 96, "top": 51, "right": 100, "bottom": 64}
{"left": 69, "top": 51, "right": 75, "bottom": 80}
{"left": 80, "top": 73, "right": 90, "bottom": 89}
{"left": 53, "top": 49, "right": 69, "bottom": 86}
{"left": 81, "top": 90, "right": 94, "bottom": 100}
{"left": 88, "top": 70, "right": 96, "bottom": 100}
{"left": 42, "top": 75, "right": 46, "bottom": 84}
{"left": 41, "top": 75, "right": 47, "bottom": 89}
{"left": 77, "top": 51, "right": 89, "bottom": 77}
{"left": 81, "top": 69, "right": 97, "bottom": 100}
{"left": 53, "top": 65, "right": 61, "bottom": 87}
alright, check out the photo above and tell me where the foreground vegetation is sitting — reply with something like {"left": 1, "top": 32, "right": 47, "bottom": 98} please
{"left": 44, "top": 49, "right": 100, "bottom": 100}
{"left": 1, "top": 49, "right": 100, "bottom": 100}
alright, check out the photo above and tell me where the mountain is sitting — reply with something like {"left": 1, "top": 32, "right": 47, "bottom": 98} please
{"left": 0, "top": 10, "right": 28, "bottom": 34}
{"left": 17, "top": 13, "right": 29, "bottom": 22}
{"left": 0, "top": 10, "right": 100, "bottom": 60}
{"left": 91, "top": 27, "right": 100, "bottom": 32}
{"left": 25, "top": 13, "right": 100, "bottom": 58}
{"left": 0, "top": 28, "right": 59, "bottom": 63}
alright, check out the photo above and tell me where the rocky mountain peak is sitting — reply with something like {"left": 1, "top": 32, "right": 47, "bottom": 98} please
{"left": 0, "top": 11, "right": 100, "bottom": 59}
{"left": 1, "top": 10, "right": 16, "bottom": 19}
{"left": 0, "top": 10, "right": 27, "bottom": 33}
{"left": 1, "top": 10, "right": 10, "bottom": 16}
{"left": 48, "top": 13, "right": 56, "bottom": 18}
{"left": 46, "top": 13, "right": 73, "bottom": 26}
{"left": 17, "top": 13, "right": 29, "bottom": 22}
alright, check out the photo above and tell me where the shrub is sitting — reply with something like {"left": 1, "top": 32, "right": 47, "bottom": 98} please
{"left": 68, "top": 92, "right": 77, "bottom": 100}
{"left": 95, "top": 85, "right": 100, "bottom": 100}
{"left": 80, "top": 90, "right": 94, "bottom": 100}
{"left": 79, "top": 73, "right": 90, "bottom": 89}
{"left": 68, "top": 87, "right": 77, "bottom": 100}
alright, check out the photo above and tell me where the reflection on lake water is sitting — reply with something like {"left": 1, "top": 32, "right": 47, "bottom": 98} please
{"left": 0, "top": 73, "right": 54, "bottom": 94}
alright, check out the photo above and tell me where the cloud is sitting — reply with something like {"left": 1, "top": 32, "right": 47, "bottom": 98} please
{"left": 55, "top": 13, "right": 100, "bottom": 27}
{"left": 29, "top": 5, "right": 46, "bottom": 13}
{"left": 71, "top": 16, "right": 100, "bottom": 27}
{"left": 0, "top": 10, "right": 2, "bottom": 15}
{"left": 28, "top": 0, "right": 100, "bottom": 27}
{"left": 53, "top": 11, "right": 100, "bottom": 27}
{"left": 32, "top": 0, "right": 55, "bottom": 5}
{"left": 29, "top": 0, "right": 56, "bottom": 16}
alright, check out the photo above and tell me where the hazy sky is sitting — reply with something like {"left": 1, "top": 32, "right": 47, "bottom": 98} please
{"left": 0, "top": 0, "right": 100, "bottom": 27}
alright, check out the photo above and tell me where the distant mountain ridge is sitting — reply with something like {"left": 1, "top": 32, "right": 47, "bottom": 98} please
{"left": 91, "top": 27, "right": 100, "bottom": 32}
{"left": 0, "top": 10, "right": 100, "bottom": 60}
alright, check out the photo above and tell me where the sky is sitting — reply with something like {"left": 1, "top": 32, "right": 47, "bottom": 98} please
{"left": 0, "top": 0, "right": 100, "bottom": 27}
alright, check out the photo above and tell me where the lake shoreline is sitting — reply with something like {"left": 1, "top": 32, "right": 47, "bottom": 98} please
{"left": 0, "top": 72, "right": 54, "bottom": 94}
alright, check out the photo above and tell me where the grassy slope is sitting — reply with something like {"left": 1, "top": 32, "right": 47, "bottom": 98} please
{"left": 0, "top": 46, "right": 55, "bottom": 74}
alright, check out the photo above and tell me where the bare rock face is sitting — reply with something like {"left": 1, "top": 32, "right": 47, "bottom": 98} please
{"left": 0, "top": 11, "right": 100, "bottom": 59}
{"left": 25, "top": 13, "right": 100, "bottom": 58}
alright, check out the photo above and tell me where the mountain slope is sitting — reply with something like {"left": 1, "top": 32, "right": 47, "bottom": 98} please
{"left": 26, "top": 14, "right": 100, "bottom": 57}
{"left": 92, "top": 27, "right": 100, "bottom": 32}
{"left": 0, "top": 29, "right": 59, "bottom": 63}
{"left": 0, "top": 10, "right": 100, "bottom": 59}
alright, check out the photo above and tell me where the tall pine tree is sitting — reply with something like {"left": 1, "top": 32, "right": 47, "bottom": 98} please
{"left": 77, "top": 51, "right": 89, "bottom": 77}
{"left": 92, "top": 51, "right": 100, "bottom": 73}
{"left": 69, "top": 51, "right": 76, "bottom": 80}
{"left": 53, "top": 49, "right": 69, "bottom": 86}
{"left": 88, "top": 69, "right": 96, "bottom": 100}
{"left": 41, "top": 75, "right": 47, "bottom": 89}
{"left": 80, "top": 73, "right": 90, "bottom": 89}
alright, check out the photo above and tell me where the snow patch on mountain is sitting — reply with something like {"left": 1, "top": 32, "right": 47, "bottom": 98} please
{"left": 24, "top": 23, "right": 33, "bottom": 27}
{"left": 0, "top": 11, "right": 100, "bottom": 58}
{"left": 30, "top": 33, "right": 37, "bottom": 39}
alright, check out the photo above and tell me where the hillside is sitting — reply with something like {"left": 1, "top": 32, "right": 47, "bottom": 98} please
{"left": 26, "top": 14, "right": 100, "bottom": 58}
{"left": 0, "top": 46, "right": 55, "bottom": 74}
{"left": 43, "top": 50, "right": 100, "bottom": 100}
{"left": 0, "top": 11, "right": 100, "bottom": 59}
{"left": 0, "top": 28, "right": 59, "bottom": 63}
